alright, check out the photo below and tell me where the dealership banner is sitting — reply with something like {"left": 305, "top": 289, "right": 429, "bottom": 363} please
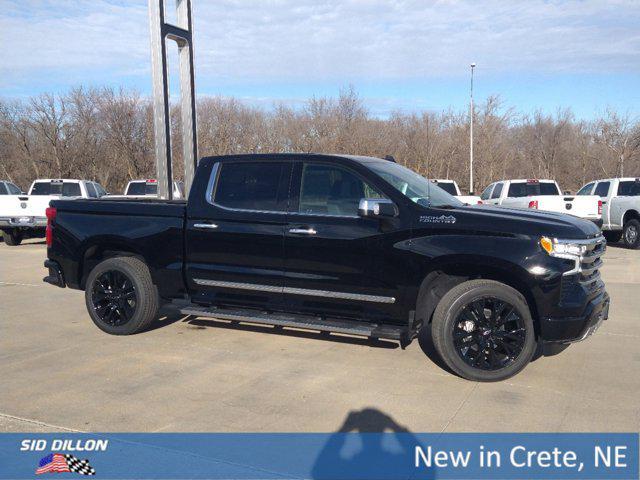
{"left": 0, "top": 433, "right": 637, "bottom": 479}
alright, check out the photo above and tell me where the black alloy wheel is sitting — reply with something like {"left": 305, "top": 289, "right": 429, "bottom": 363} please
{"left": 452, "top": 297, "right": 526, "bottom": 371}
{"left": 91, "top": 270, "right": 137, "bottom": 326}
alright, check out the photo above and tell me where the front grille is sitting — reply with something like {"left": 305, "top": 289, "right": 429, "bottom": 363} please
{"left": 578, "top": 236, "right": 606, "bottom": 292}
{"left": 559, "top": 236, "right": 606, "bottom": 306}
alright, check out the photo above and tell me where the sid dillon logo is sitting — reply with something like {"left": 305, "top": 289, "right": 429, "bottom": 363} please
{"left": 21, "top": 439, "right": 107, "bottom": 476}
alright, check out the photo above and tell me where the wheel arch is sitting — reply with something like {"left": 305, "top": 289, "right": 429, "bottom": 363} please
{"left": 623, "top": 209, "right": 640, "bottom": 224}
{"left": 414, "top": 258, "right": 539, "bottom": 335}
{"left": 79, "top": 240, "right": 147, "bottom": 290}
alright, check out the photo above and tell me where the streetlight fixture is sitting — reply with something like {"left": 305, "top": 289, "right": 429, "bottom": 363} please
{"left": 469, "top": 62, "right": 476, "bottom": 195}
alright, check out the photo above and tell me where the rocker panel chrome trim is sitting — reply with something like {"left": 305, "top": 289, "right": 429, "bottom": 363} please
{"left": 192, "top": 278, "right": 396, "bottom": 304}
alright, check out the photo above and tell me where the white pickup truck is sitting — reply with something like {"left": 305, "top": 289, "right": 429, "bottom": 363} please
{"left": 577, "top": 177, "right": 640, "bottom": 248}
{"left": 0, "top": 179, "right": 106, "bottom": 246}
{"left": 479, "top": 179, "right": 602, "bottom": 226}
{"left": 432, "top": 179, "right": 481, "bottom": 204}
{"left": 124, "top": 179, "right": 184, "bottom": 198}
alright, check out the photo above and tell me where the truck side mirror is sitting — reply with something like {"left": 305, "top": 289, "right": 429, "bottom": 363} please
{"left": 358, "top": 198, "right": 398, "bottom": 218}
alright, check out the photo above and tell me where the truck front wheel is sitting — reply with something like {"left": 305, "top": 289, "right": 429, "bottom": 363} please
{"left": 430, "top": 279, "right": 536, "bottom": 382}
{"left": 2, "top": 229, "right": 23, "bottom": 246}
{"left": 85, "top": 256, "right": 159, "bottom": 335}
{"left": 622, "top": 219, "right": 640, "bottom": 249}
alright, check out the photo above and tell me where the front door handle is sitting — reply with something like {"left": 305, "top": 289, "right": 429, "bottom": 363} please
{"left": 194, "top": 223, "right": 219, "bottom": 229}
{"left": 289, "top": 227, "right": 317, "bottom": 235}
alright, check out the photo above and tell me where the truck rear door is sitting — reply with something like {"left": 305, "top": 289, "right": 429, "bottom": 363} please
{"left": 185, "top": 158, "right": 292, "bottom": 311}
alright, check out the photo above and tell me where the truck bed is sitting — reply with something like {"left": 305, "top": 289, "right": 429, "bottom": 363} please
{"left": 49, "top": 198, "right": 187, "bottom": 298}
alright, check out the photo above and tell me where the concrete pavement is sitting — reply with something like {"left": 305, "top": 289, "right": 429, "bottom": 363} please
{"left": 1, "top": 238, "right": 639, "bottom": 433}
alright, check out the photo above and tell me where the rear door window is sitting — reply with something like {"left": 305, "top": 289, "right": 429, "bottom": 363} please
{"left": 617, "top": 181, "right": 640, "bottom": 196}
{"left": 577, "top": 182, "right": 594, "bottom": 195}
{"left": 213, "top": 162, "right": 289, "bottom": 212}
{"left": 85, "top": 182, "right": 98, "bottom": 198}
{"left": 490, "top": 182, "right": 503, "bottom": 199}
{"left": 0, "top": 183, "right": 7, "bottom": 195}
{"left": 480, "top": 184, "right": 494, "bottom": 200}
{"left": 6, "top": 183, "right": 21, "bottom": 194}
{"left": 593, "top": 182, "right": 610, "bottom": 197}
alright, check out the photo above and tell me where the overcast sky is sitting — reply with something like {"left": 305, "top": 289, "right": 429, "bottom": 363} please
{"left": 1, "top": 0, "right": 639, "bottom": 118}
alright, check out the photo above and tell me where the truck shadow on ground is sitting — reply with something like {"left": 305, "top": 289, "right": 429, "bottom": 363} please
{"left": 311, "top": 408, "right": 436, "bottom": 479}
{"left": 149, "top": 310, "right": 398, "bottom": 349}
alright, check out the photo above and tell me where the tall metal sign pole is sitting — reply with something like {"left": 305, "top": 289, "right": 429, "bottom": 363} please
{"left": 148, "top": 0, "right": 198, "bottom": 199}
{"left": 469, "top": 62, "right": 476, "bottom": 195}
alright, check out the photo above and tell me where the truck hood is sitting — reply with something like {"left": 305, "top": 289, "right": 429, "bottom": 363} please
{"left": 432, "top": 204, "right": 601, "bottom": 240}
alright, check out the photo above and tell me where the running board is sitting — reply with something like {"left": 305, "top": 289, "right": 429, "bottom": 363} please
{"left": 179, "top": 305, "right": 414, "bottom": 348}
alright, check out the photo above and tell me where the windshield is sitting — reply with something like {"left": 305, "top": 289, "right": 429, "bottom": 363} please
{"left": 366, "top": 161, "right": 463, "bottom": 207}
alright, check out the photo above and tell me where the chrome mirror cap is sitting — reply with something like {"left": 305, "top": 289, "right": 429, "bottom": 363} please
{"left": 358, "top": 198, "right": 398, "bottom": 218}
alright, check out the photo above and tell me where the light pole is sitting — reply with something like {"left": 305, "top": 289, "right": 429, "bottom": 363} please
{"left": 469, "top": 62, "right": 476, "bottom": 195}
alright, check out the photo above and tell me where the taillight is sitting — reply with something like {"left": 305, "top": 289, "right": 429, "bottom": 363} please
{"left": 477, "top": 200, "right": 483, "bottom": 205}
{"left": 45, "top": 207, "right": 57, "bottom": 247}
{"left": 598, "top": 200, "right": 602, "bottom": 215}
{"left": 528, "top": 200, "right": 538, "bottom": 209}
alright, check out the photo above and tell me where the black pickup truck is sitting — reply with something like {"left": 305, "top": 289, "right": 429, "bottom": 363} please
{"left": 43, "top": 153, "right": 609, "bottom": 381}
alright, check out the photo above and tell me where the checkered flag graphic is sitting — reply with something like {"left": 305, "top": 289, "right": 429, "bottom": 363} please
{"left": 64, "top": 454, "right": 96, "bottom": 476}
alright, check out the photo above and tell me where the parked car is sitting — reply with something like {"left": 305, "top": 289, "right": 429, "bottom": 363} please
{"left": 432, "top": 179, "right": 481, "bottom": 204}
{"left": 0, "top": 179, "right": 106, "bottom": 246}
{"left": 121, "top": 179, "right": 185, "bottom": 199}
{"left": 480, "top": 179, "right": 602, "bottom": 226}
{"left": 0, "top": 180, "right": 24, "bottom": 195}
{"left": 577, "top": 178, "right": 640, "bottom": 248}
{"left": 43, "top": 154, "right": 608, "bottom": 382}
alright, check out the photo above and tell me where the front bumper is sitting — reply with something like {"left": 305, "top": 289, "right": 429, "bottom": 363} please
{"left": 0, "top": 216, "right": 47, "bottom": 228}
{"left": 43, "top": 260, "right": 66, "bottom": 288}
{"left": 541, "top": 290, "right": 609, "bottom": 343}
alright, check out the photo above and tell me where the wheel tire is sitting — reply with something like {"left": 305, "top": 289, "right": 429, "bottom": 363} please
{"left": 603, "top": 230, "right": 622, "bottom": 244}
{"left": 622, "top": 219, "right": 640, "bottom": 249}
{"left": 85, "top": 256, "right": 159, "bottom": 335}
{"left": 2, "top": 229, "right": 23, "bottom": 246}
{"left": 430, "top": 279, "right": 536, "bottom": 382}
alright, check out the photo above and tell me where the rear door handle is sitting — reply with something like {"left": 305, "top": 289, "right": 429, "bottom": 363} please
{"left": 194, "top": 223, "right": 219, "bottom": 229}
{"left": 289, "top": 227, "right": 317, "bottom": 235}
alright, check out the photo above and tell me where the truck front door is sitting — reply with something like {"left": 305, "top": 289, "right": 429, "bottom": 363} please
{"left": 185, "top": 158, "right": 292, "bottom": 311}
{"left": 282, "top": 160, "right": 409, "bottom": 324}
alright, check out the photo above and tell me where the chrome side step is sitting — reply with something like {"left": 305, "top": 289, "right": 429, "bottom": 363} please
{"left": 179, "top": 305, "right": 414, "bottom": 347}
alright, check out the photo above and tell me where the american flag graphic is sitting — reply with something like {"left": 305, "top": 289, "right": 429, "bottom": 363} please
{"left": 36, "top": 453, "right": 96, "bottom": 475}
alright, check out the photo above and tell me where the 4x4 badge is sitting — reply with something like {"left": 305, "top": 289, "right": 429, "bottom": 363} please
{"left": 419, "top": 215, "right": 456, "bottom": 224}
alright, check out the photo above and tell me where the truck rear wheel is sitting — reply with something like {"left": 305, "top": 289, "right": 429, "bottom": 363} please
{"left": 430, "top": 279, "right": 536, "bottom": 382}
{"left": 2, "top": 229, "right": 23, "bottom": 246}
{"left": 85, "top": 256, "right": 159, "bottom": 335}
{"left": 622, "top": 219, "right": 640, "bottom": 249}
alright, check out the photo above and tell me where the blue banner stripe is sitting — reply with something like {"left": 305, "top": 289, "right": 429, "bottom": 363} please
{"left": 2, "top": 433, "right": 637, "bottom": 479}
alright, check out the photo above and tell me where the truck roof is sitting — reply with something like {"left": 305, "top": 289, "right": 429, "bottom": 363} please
{"left": 590, "top": 177, "right": 640, "bottom": 182}
{"left": 200, "top": 153, "right": 391, "bottom": 165}
{"left": 31, "top": 179, "right": 84, "bottom": 183}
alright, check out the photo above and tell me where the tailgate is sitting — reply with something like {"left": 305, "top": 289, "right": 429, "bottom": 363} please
{"left": 0, "top": 195, "right": 54, "bottom": 222}
{"left": 536, "top": 195, "right": 599, "bottom": 217}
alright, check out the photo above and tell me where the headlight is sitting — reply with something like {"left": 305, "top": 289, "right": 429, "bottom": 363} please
{"left": 540, "top": 237, "right": 586, "bottom": 258}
